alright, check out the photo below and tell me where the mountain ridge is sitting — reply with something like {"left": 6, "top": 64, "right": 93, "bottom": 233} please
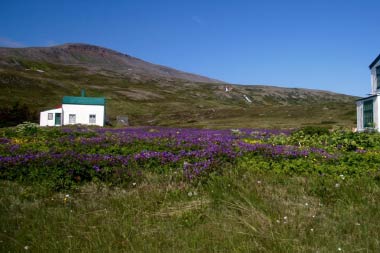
{"left": 0, "top": 43, "right": 224, "bottom": 84}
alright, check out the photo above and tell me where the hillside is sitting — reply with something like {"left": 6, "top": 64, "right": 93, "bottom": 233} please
{"left": 0, "top": 43, "right": 357, "bottom": 128}
{"left": 0, "top": 43, "right": 222, "bottom": 83}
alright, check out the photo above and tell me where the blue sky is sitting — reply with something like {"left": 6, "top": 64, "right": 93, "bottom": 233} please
{"left": 1, "top": 0, "right": 379, "bottom": 96}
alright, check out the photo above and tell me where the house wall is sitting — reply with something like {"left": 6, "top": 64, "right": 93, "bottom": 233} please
{"left": 356, "top": 100, "right": 363, "bottom": 131}
{"left": 375, "top": 97, "right": 379, "bottom": 130}
{"left": 62, "top": 104, "right": 104, "bottom": 126}
{"left": 356, "top": 96, "right": 380, "bottom": 132}
{"left": 39, "top": 108, "right": 63, "bottom": 126}
{"left": 371, "top": 61, "right": 380, "bottom": 94}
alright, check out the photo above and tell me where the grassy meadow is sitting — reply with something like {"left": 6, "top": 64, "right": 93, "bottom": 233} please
{"left": 1, "top": 124, "right": 380, "bottom": 252}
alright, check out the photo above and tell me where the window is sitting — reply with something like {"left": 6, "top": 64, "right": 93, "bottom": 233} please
{"left": 69, "top": 114, "right": 76, "bottom": 124}
{"left": 89, "top": 114, "right": 96, "bottom": 124}
{"left": 377, "top": 66, "right": 380, "bottom": 89}
{"left": 363, "top": 100, "right": 374, "bottom": 128}
{"left": 48, "top": 113, "right": 53, "bottom": 120}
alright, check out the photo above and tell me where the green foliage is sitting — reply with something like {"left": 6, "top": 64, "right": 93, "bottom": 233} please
{"left": 17, "top": 59, "right": 51, "bottom": 71}
{"left": 269, "top": 128, "right": 380, "bottom": 152}
{"left": 296, "top": 126, "right": 330, "bottom": 136}
{"left": 2, "top": 126, "right": 380, "bottom": 192}
{"left": 0, "top": 102, "right": 38, "bottom": 127}
{"left": 15, "top": 122, "right": 40, "bottom": 136}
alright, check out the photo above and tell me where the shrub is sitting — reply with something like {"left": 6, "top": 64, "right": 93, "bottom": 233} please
{"left": 0, "top": 102, "right": 38, "bottom": 127}
{"left": 295, "top": 126, "right": 330, "bottom": 136}
{"left": 15, "top": 122, "right": 40, "bottom": 136}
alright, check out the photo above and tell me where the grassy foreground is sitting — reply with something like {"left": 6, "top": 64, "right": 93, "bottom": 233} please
{"left": 1, "top": 125, "right": 380, "bottom": 252}
{"left": 1, "top": 171, "right": 380, "bottom": 252}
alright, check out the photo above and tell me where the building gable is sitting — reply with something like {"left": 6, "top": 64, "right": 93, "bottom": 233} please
{"left": 369, "top": 54, "right": 380, "bottom": 69}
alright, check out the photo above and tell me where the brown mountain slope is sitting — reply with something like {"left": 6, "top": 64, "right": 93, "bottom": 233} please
{"left": 0, "top": 43, "right": 223, "bottom": 83}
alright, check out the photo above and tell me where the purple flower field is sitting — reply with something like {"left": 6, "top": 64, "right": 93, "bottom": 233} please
{"left": 0, "top": 127, "right": 336, "bottom": 185}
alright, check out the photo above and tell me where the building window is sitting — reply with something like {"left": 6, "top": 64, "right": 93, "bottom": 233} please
{"left": 69, "top": 114, "right": 76, "bottom": 124}
{"left": 89, "top": 114, "right": 96, "bottom": 124}
{"left": 48, "top": 113, "right": 53, "bottom": 120}
{"left": 377, "top": 66, "right": 380, "bottom": 89}
{"left": 363, "top": 100, "right": 374, "bottom": 128}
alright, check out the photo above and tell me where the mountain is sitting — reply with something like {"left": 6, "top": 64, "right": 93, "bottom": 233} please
{"left": 0, "top": 43, "right": 357, "bottom": 128}
{"left": 0, "top": 43, "right": 222, "bottom": 83}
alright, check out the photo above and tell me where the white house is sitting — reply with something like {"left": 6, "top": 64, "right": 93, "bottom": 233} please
{"left": 40, "top": 108, "right": 63, "bottom": 127}
{"left": 40, "top": 90, "right": 106, "bottom": 127}
{"left": 356, "top": 54, "right": 380, "bottom": 131}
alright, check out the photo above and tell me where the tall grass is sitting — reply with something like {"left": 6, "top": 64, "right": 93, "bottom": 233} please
{"left": 1, "top": 168, "right": 379, "bottom": 252}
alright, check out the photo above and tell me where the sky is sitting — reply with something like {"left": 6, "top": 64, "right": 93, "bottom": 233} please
{"left": 0, "top": 0, "right": 379, "bottom": 96}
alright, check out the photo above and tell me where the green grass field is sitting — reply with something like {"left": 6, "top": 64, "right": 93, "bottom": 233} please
{"left": 1, "top": 170, "right": 379, "bottom": 252}
{"left": 1, "top": 126, "right": 380, "bottom": 252}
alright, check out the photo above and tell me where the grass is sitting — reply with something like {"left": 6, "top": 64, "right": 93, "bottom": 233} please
{"left": 1, "top": 168, "right": 380, "bottom": 252}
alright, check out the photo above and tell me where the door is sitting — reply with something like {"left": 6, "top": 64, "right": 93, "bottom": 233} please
{"left": 55, "top": 113, "right": 61, "bottom": 126}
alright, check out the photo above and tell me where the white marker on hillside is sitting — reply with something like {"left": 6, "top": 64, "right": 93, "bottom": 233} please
{"left": 243, "top": 95, "right": 252, "bottom": 103}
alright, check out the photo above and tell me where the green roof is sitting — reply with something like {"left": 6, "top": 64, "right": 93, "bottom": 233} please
{"left": 62, "top": 96, "right": 105, "bottom": 105}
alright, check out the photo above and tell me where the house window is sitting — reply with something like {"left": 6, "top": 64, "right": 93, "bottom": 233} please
{"left": 377, "top": 66, "right": 380, "bottom": 89}
{"left": 69, "top": 114, "right": 76, "bottom": 124}
{"left": 363, "top": 100, "right": 374, "bottom": 128}
{"left": 48, "top": 113, "right": 53, "bottom": 120}
{"left": 89, "top": 114, "right": 96, "bottom": 124}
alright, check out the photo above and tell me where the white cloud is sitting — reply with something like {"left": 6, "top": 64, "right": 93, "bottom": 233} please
{"left": 0, "top": 37, "right": 25, "bottom": 48}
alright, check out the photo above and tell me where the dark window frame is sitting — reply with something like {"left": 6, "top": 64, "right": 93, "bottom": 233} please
{"left": 89, "top": 114, "right": 96, "bottom": 124}
{"left": 363, "top": 99, "right": 374, "bottom": 128}
{"left": 69, "top": 114, "right": 76, "bottom": 124}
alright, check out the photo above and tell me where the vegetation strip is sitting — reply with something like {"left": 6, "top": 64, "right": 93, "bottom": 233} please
{"left": 1, "top": 124, "right": 380, "bottom": 251}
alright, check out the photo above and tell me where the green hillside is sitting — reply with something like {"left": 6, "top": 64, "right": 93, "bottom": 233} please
{"left": 0, "top": 44, "right": 357, "bottom": 129}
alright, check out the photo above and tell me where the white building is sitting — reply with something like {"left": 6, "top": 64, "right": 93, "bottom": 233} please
{"left": 356, "top": 55, "right": 380, "bottom": 131}
{"left": 356, "top": 54, "right": 380, "bottom": 131}
{"left": 40, "top": 90, "right": 106, "bottom": 127}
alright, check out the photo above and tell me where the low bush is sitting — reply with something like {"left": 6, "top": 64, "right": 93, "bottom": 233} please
{"left": 295, "top": 126, "right": 330, "bottom": 136}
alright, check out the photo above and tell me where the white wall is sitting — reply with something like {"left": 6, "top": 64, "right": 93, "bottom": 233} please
{"left": 356, "top": 96, "right": 380, "bottom": 132}
{"left": 62, "top": 104, "right": 104, "bottom": 126}
{"left": 375, "top": 97, "right": 379, "bottom": 130}
{"left": 39, "top": 108, "right": 63, "bottom": 126}
{"left": 371, "top": 61, "right": 380, "bottom": 94}
{"left": 356, "top": 100, "right": 363, "bottom": 131}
